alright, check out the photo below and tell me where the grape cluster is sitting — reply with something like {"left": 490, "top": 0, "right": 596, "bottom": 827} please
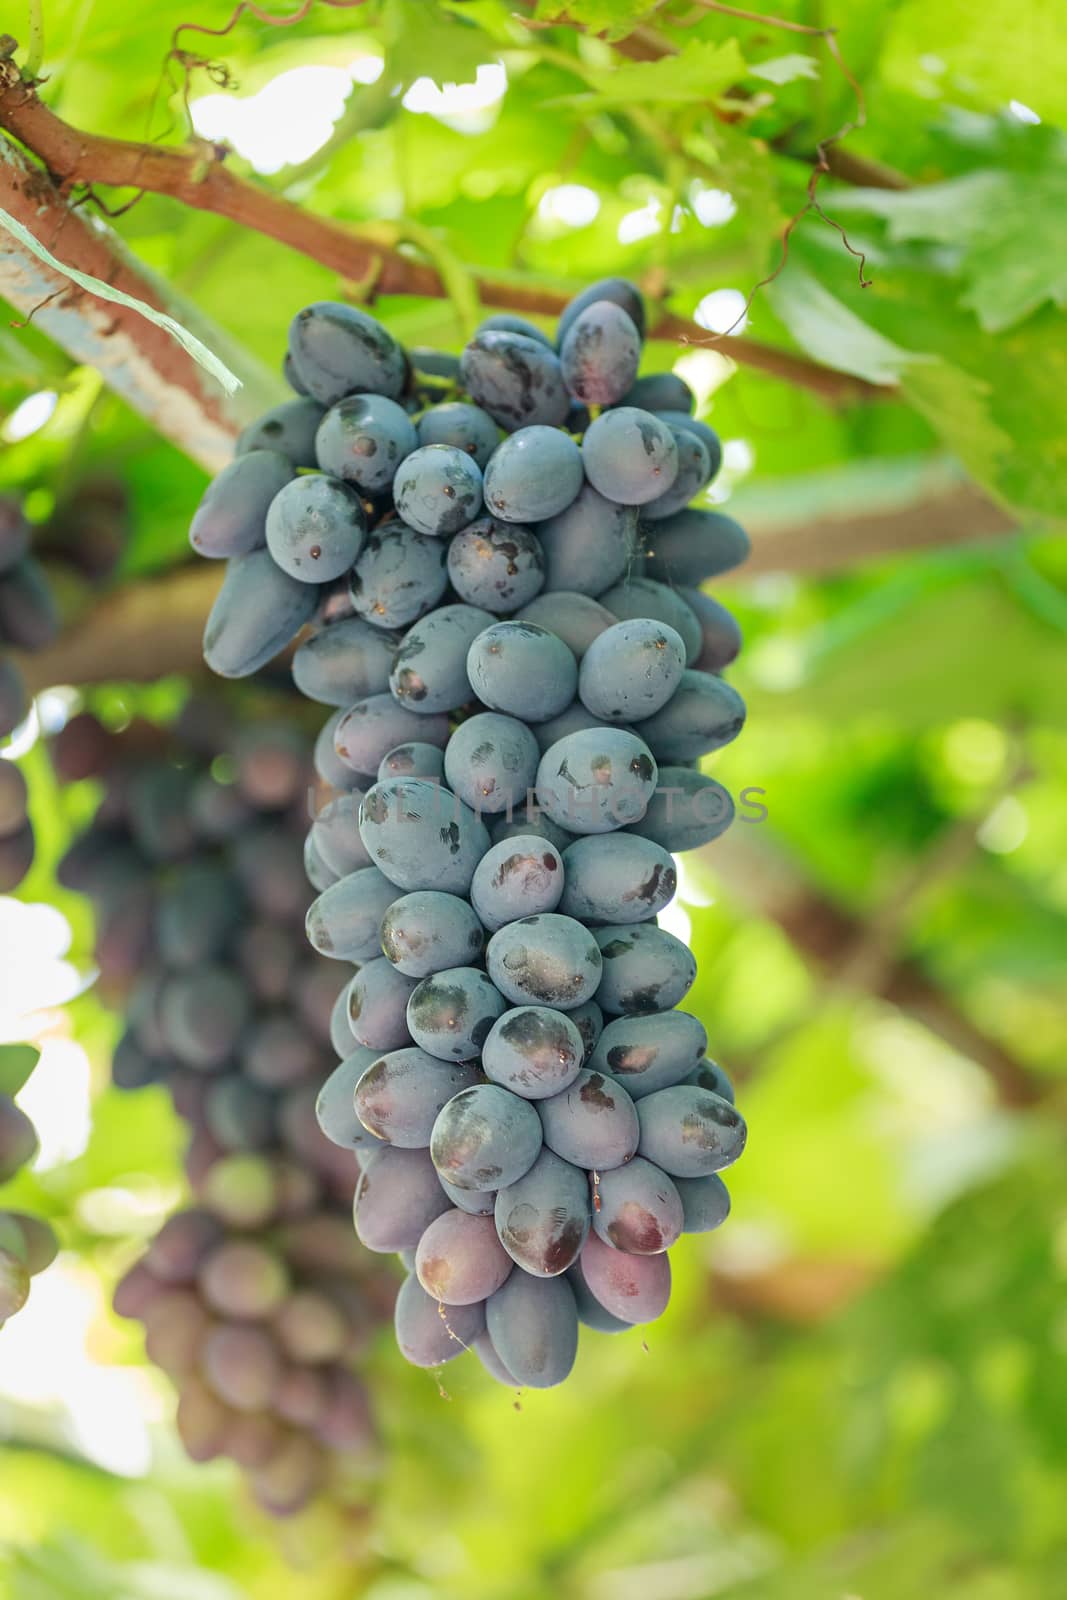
{"left": 0, "top": 1043, "right": 59, "bottom": 1327}
{"left": 56, "top": 703, "right": 391, "bottom": 1513}
{"left": 0, "top": 495, "right": 61, "bottom": 892}
{"left": 189, "top": 277, "right": 749, "bottom": 1388}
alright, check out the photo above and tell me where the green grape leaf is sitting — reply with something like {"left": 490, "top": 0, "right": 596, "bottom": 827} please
{"left": 385, "top": 0, "right": 500, "bottom": 88}
{"left": 0, "top": 1044, "right": 39, "bottom": 1098}
{"left": 533, "top": 0, "right": 661, "bottom": 39}
{"left": 569, "top": 38, "right": 747, "bottom": 106}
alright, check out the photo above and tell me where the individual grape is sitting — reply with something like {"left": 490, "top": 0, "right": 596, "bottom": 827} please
{"left": 226, "top": 1414, "right": 288, "bottom": 1471}
{"left": 473, "top": 1329, "right": 518, "bottom": 1385}
{"left": 379, "top": 890, "right": 484, "bottom": 977}
{"left": 568, "top": 999, "right": 604, "bottom": 1063}
{"left": 446, "top": 518, "right": 545, "bottom": 613}
{"left": 515, "top": 593, "right": 617, "bottom": 659}
{"left": 316, "top": 1047, "right": 382, "bottom": 1150}
{"left": 142, "top": 1289, "right": 211, "bottom": 1376}
{"left": 625, "top": 766, "right": 734, "bottom": 852}
{"left": 189, "top": 450, "right": 293, "bottom": 559}
{"left": 293, "top": 617, "right": 397, "bottom": 707}
{"left": 476, "top": 313, "right": 554, "bottom": 349}
{"left": 200, "top": 1153, "right": 278, "bottom": 1230}
{"left": 470, "top": 836, "right": 564, "bottom": 932}
{"left": 411, "top": 346, "right": 462, "bottom": 382}
{"left": 377, "top": 742, "right": 446, "bottom": 782}
{"left": 236, "top": 397, "right": 324, "bottom": 466}
{"left": 675, "top": 1172, "right": 730, "bottom": 1232}
{"left": 415, "top": 1209, "right": 513, "bottom": 1304}
{"left": 486, "top": 913, "right": 602, "bottom": 1009}
{"left": 578, "top": 619, "right": 686, "bottom": 723}
{"left": 1, "top": 1213, "right": 56, "bottom": 1281}
{"left": 275, "top": 1367, "right": 329, "bottom": 1427}
{"left": 204, "top": 1076, "right": 274, "bottom": 1149}
{"left": 202, "top": 1323, "right": 284, "bottom": 1412}
{"left": 328, "top": 982, "right": 357, "bottom": 1057}
{"left": 557, "top": 277, "right": 645, "bottom": 344}
{"left": 535, "top": 727, "right": 657, "bottom": 834}
{"left": 0, "top": 1097, "right": 37, "bottom": 1181}
{"left": 537, "top": 1069, "right": 639, "bottom": 1170}
{"left": 485, "top": 1270, "right": 578, "bottom": 1389}
{"left": 200, "top": 1239, "right": 289, "bottom": 1319}
{"left": 466, "top": 620, "right": 577, "bottom": 723}
{"left": 334, "top": 696, "right": 450, "bottom": 780}
{"left": 346, "top": 959, "right": 419, "bottom": 1051}
{"left": 0, "top": 558, "right": 61, "bottom": 650}
{"left": 430, "top": 1083, "right": 542, "bottom": 1191}
{"left": 287, "top": 300, "right": 406, "bottom": 405}
{"left": 579, "top": 1232, "right": 670, "bottom": 1324}
{"left": 530, "top": 700, "right": 621, "bottom": 754}
{"left": 189, "top": 773, "right": 252, "bottom": 844}
{"left": 566, "top": 1256, "right": 631, "bottom": 1333}
{"left": 0, "top": 1247, "right": 30, "bottom": 1321}
{"left": 635, "top": 1085, "right": 747, "bottom": 1177}
{"left": 159, "top": 966, "right": 250, "bottom": 1068}
{"left": 591, "top": 1157, "right": 682, "bottom": 1253}
{"left": 310, "top": 793, "right": 372, "bottom": 878}
{"left": 643, "top": 508, "right": 749, "bottom": 584}
{"left": 416, "top": 401, "right": 500, "bottom": 469}
{"left": 264, "top": 474, "right": 366, "bottom": 583}
{"left": 127, "top": 765, "right": 197, "bottom": 861}
{"left": 559, "top": 834, "right": 676, "bottom": 924}
{"left": 0, "top": 496, "right": 30, "bottom": 570}
{"left": 176, "top": 1378, "right": 233, "bottom": 1463}
{"left": 679, "top": 586, "right": 743, "bottom": 672}
{"left": 156, "top": 865, "right": 240, "bottom": 966}
{"left": 489, "top": 805, "right": 576, "bottom": 855}
{"left": 598, "top": 577, "right": 701, "bottom": 665}
{"left": 314, "top": 393, "right": 418, "bottom": 491}
{"left": 250, "top": 1434, "right": 327, "bottom": 1516}
{"left": 439, "top": 1176, "right": 496, "bottom": 1216}
{"left": 358, "top": 777, "right": 489, "bottom": 894}
{"left": 582, "top": 408, "right": 678, "bottom": 506}
{"left": 349, "top": 524, "right": 448, "bottom": 630}
{"left": 536, "top": 483, "right": 638, "bottom": 596}
{"left": 0, "top": 823, "right": 34, "bottom": 892}
{"left": 459, "top": 332, "right": 570, "bottom": 430}
{"left": 637, "top": 670, "right": 746, "bottom": 762}
{"left": 651, "top": 411, "right": 722, "bottom": 473}
{"left": 234, "top": 829, "right": 308, "bottom": 920}
{"left": 203, "top": 549, "right": 319, "bottom": 678}
{"left": 559, "top": 300, "right": 641, "bottom": 406}
{"left": 389, "top": 603, "right": 494, "bottom": 713}
{"left": 407, "top": 966, "right": 506, "bottom": 1061}
{"left": 394, "top": 1272, "right": 487, "bottom": 1367}
{"left": 273, "top": 1290, "right": 349, "bottom": 1364}
{"left": 494, "top": 1147, "right": 590, "bottom": 1276}
{"left": 591, "top": 1010, "right": 706, "bottom": 1100}
{"left": 684, "top": 1057, "right": 735, "bottom": 1103}
{"left": 642, "top": 422, "right": 714, "bottom": 520}
{"left": 594, "top": 924, "right": 696, "bottom": 1016}
{"left": 354, "top": 1048, "right": 477, "bottom": 1147}
{"left": 0, "top": 657, "right": 27, "bottom": 739}
{"left": 443, "top": 712, "right": 540, "bottom": 816}
{"left": 482, "top": 1005, "right": 584, "bottom": 1099}
{"left": 618, "top": 373, "right": 693, "bottom": 413}
{"left": 354, "top": 1145, "right": 452, "bottom": 1251}
{"left": 314, "top": 709, "right": 361, "bottom": 791}
{"left": 482, "top": 427, "right": 583, "bottom": 523}
{"left": 111, "top": 1034, "right": 166, "bottom": 1091}
{"left": 393, "top": 445, "right": 484, "bottom": 538}
{"left": 305, "top": 865, "right": 397, "bottom": 961}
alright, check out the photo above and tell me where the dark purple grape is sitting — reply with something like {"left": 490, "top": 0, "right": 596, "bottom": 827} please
{"left": 470, "top": 835, "right": 564, "bottom": 931}
{"left": 638, "top": 669, "right": 745, "bottom": 762}
{"left": 439, "top": 1176, "right": 496, "bottom": 1216}
{"left": 598, "top": 577, "right": 701, "bottom": 664}
{"left": 335, "top": 696, "right": 450, "bottom": 780}
{"left": 557, "top": 277, "right": 645, "bottom": 344}
{"left": 580, "top": 1231, "right": 670, "bottom": 1324}
{"left": 389, "top": 603, "right": 494, "bottom": 714}
{"left": 684, "top": 1057, "right": 735, "bottom": 1103}
{"left": 394, "top": 445, "right": 484, "bottom": 538}
{"left": 591, "top": 1156, "right": 682, "bottom": 1253}
{"left": 159, "top": 966, "right": 250, "bottom": 1069}
{"left": 625, "top": 766, "right": 734, "bottom": 852}
{"left": 358, "top": 777, "right": 489, "bottom": 894}
{"left": 482, "top": 1006, "right": 584, "bottom": 1099}
{"left": 354, "top": 1145, "right": 451, "bottom": 1251}
{"left": 316, "top": 1046, "right": 382, "bottom": 1150}
{"left": 537, "top": 1069, "right": 639, "bottom": 1170}
{"left": 477, "top": 313, "right": 554, "bottom": 349}
{"left": 482, "top": 427, "right": 583, "bottom": 523}
{"left": 495, "top": 1147, "right": 590, "bottom": 1275}
{"left": 314, "top": 393, "right": 418, "bottom": 491}
{"left": 473, "top": 1329, "right": 518, "bottom": 1385}
{"left": 202, "top": 1324, "right": 284, "bottom": 1412}
{"left": 582, "top": 409, "right": 678, "bottom": 506}
{"left": 679, "top": 586, "right": 743, "bottom": 672}
{"left": 675, "top": 1173, "right": 730, "bottom": 1232}
{"left": 346, "top": 958, "right": 417, "bottom": 1051}
{"left": 443, "top": 712, "right": 540, "bottom": 816}
{"left": 566, "top": 1256, "right": 631, "bottom": 1333}
{"left": 305, "top": 865, "right": 397, "bottom": 961}
{"left": 643, "top": 508, "right": 749, "bottom": 585}
{"left": 467, "top": 620, "right": 578, "bottom": 724}
{"left": 189, "top": 450, "right": 292, "bottom": 559}
{"left": 594, "top": 925, "right": 696, "bottom": 1016}
{"left": 203, "top": 549, "right": 319, "bottom": 679}
{"left": 559, "top": 300, "right": 641, "bottom": 406}
{"left": 537, "top": 483, "right": 638, "bottom": 597}
{"left": 416, "top": 402, "right": 500, "bottom": 469}
{"left": 559, "top": 834, "right": 676, "bottom": 925}
{"left": 486, "top": 913, "right": 602, "bottom": 1009}
{"left": 394, "top": 1272, "right": 487, "bottom": 1366}
{"left": 287, "top": 300, "right": 406, "bottom": 405}
{"left": 429, "top": 1083, "right": 542, "bottom": 1191}
{"left": 379, "top": 890, "right": 485, "bottom": 977}
{"left": 460, "top": 332, "right": 570, "bottom": 431}
{"left": 591, "top": 1010, "right": 706, "bottom": 1099}
{"left": 349, "top": 524, "right": 449, "bottom": 631}
{"left": 535, "top": 727, "right": 657, "bottom": 834}
{"left": 515, "top": 593, "right": 617, "bottom": 659}
{"left": 237, "top": 397, "right": 324, "bottom": 466}
{"left": 415, "top": 1209, "right": 513, "bottom": 1304}
{"left": 355, "top": 1047, "right": 476, "bottom": 1146}
{"left": 485, "top": 1270, "right": 578, "bottom": 1388}
{"left": 618, "top": 373, "right": 693, "bottom": 413}
{"left": 407, "top": 966, "right": 506, "bottom": 1061}
{"left": 642, "top": 421, "right": 714, "bottom": 520}
{"left": 635, "top": 1085, "right": 747, "bottom": 1177}
{"left": 377, "top": 741, "right": 447, "bottom": 782}
{"left": 446, "top": 517, "right": 545, "bottom": 613}
{"left": 310, "top": 791, "right": 372, "bottom": 878}
{"left": 204, "top": 1076, "right": 275, "bottom": 1149}
{"left": 578, "top": 619, "right": 686, "bottom": 723}
{"left": 293, "top": 618, "right": 397, "bottom": 707}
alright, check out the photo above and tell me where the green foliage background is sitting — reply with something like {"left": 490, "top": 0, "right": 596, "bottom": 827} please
{"left": 2, "top": 1, "right": 1066, "bottom": 1596}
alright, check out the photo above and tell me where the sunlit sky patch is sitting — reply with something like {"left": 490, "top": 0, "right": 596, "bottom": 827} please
{"left": 536, "top": 184, "right": 601, "bottom": 229}
{"left": 694, "top": 289, "right": 749, "bottom": 336}
{"left": 2, "top": 390, "right": 58, "bottom": 443}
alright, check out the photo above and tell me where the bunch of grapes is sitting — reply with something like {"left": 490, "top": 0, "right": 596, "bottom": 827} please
{"left": 189, "top": 276, "right": 749, "bottom": 1389}
{"left": 0, "top": 495, "right": 61, "bottom": 892}
{"left": 55, "top": 703, "right": 391, "bottom": 1513}
{"left": 0, "top": 1043, "right": 59, "bottom": 1328}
